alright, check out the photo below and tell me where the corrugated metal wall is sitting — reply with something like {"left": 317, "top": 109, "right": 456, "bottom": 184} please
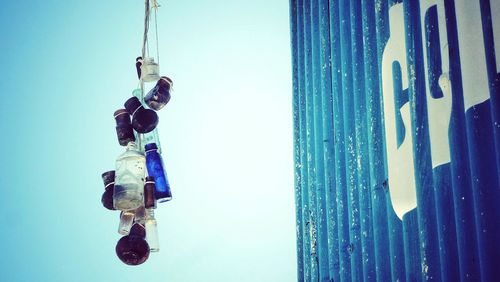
{"left": 290, "top": 0, "right": 500, "bottom": 281}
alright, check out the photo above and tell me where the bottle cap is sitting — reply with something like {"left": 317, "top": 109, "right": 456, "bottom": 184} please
{"left": 144, "top": 143, "right": 158, "bottom": 152}
{"left": 114, "top": 109, "right": 131, "bottom": 122}
{"left": 158, "top": 76, "right": 173, "bottom": 89}
{"left": 124, "top": 97, "right": 143, "bottom": 115}
{"left": 132, "top": 109, "right": 158, "bottom": 133}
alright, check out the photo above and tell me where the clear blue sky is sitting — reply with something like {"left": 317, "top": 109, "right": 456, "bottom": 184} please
{"left": 0, "top": 1, "right": 295, "bottom": 281}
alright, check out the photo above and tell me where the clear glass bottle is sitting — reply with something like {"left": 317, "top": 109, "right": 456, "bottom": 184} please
{"left": 145, "top": 143, "right": 172, "bottom": 202}
{"left": 140, "top": 57, "right": 160, "bottom": 82}
{"left": 145, "top": 209, "right": 160, "bottom": 252}
{"left": 144, "top": 76, "right": 173, "bottom": 111}
{"left": 101, "top": 170, "right": 115, "bottom": 210}
{"left": 113, "top": 142, "right": 146, "bottom": 211}
{"left": 116, "top": 223, "right": 150, "bottom": 266}
{"left": 124, "top": 96, "right": 158, "bottom": 134}
{"left": 118, "top": 211, "right": 135, "bottom": 235}
{"left": 133, "top": 205, "right": 146, "bottom": 225}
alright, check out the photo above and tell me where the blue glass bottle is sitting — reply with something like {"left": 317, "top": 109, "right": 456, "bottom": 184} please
{"left": 145, "top": 143, "right": 172, "bottom": 202}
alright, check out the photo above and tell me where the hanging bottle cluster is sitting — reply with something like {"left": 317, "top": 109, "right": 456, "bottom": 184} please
{"left": 100, "top": 0, "right": 171, "bottom": 266}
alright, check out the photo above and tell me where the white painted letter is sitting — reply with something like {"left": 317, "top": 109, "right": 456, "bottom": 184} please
{"left": 420, "top": 0, "right": 452, "bottom": 168}
{"left": 455, "top": 0, "right": 491, "bottom": 111}
{"left": 382, "top": 4, "right": 417, "bottom": 220}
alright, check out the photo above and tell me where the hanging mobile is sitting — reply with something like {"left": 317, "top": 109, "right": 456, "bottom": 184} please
{"left": 100, "top": 0, "right": 174, "bottom": 266}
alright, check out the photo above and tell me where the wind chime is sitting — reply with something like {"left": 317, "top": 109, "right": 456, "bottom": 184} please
{"left": 100, "top": 0, "right": 172, "bottom": 266}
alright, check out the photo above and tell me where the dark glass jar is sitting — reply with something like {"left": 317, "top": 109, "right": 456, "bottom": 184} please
{"left": 144, "top": 76, "right": 173, "bottom": 111}
{"left": 135, "top": 56, "right": 143, "bottom": 80}
{"left": 114, "top": 109, "right": 135, "bottom": 146}
{"left": 115, "top": 223, "right": 150, "bottom": 265}
{"left": 145, "top": 143, "right": 172, "bottom": 202}
{"left": 144, "top": 176, "right": 157, "bottom": 209}
{"left": 101, "top": 170, "right": 115, "bottom": 210}
{"left": 124, "top": 97, "right": 158, "bottom": 134}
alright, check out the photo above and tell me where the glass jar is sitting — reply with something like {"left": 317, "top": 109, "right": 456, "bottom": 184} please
{"left": 124, "top": 97, "right": 158, "bottom": 134}
{"left": 113, "top": 142, "right": 145, "bottom": 211}
{"left": 144, "top": 76, "right": 173, "bottom": 111}
{"left": 135, "top": 56, "right": 143, "bottom": 80}
{"left": 145, "top": 209, "right": 160, "bottom": 252}
{"left": 118, "top": 211, "right": 134, "bottom": 235}
{"left": 140, "top": 57, "right": 160, "bottom": 82}
{"left": 114, "top": 109, "right": 135, "bottom": 146}
{"left": 101, "top": 170, "right": 115, "bottom": 210}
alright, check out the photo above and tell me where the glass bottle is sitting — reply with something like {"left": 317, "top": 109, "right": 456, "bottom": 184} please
{"left": 101, "top": 170, "right": 115, "bottom": 210}
{"left": 133, "top": 205, "right": 146, "bottom": 225}
{"left": 140, "top": 57, "right": 160, "bottom": 82}
{"left": 124, "top": 97, "right": 158, "bottom": 134}
{"left": 115, "top": 223, "right": 150, "bottom": 265}
{"left": 114, "top": 109, "right": 135, "bottom": 146}
{"left": 144, "top": 76, "right": 173, "bottom": 111}
{"left": 118, "top": 211, "right": 134, "bottom": 235}
{"left": 135, "top": 56, "right": 143, "bottom": 80}
{"left": 114, "top": 142, "right": 145, "bottom": 211}
{"left": 144, "top": 176, "right": 157, "bottom": 209}
{"left": 131, "top": 89, "right": 161, "bottom": 153}
{"left": 145, "top": 143, "right": 172, "bottom": 202}
{"left": 145, "top": 209, "right": 160, "bottom": 252}
{"left": 140, "top": 129, "right": 161, "bottom": 154}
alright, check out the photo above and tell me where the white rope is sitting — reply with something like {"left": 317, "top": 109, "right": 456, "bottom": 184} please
{"left": 152, "top": 0, "right": 160, "bottom": 64}
{"left": 140, "top": 0, "right": 150, "bottom": 100}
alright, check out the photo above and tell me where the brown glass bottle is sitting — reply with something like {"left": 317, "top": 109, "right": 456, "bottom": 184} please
{"left": 114, "top": 109, "right": 135, "bottom": 146}
{"left": 115, "top": 223, "right": 150, "bottom": 265}
{"left": 144, "top": 176, "right": 157, "bottom": 209}
{"left": 101, "top": 170, "right": 115, "bottom": 210}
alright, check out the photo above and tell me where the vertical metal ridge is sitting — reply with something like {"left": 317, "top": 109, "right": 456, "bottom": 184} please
{"left": 443, "top": 0, "right": 481, "bottom": 279}
{"left": 304, "top": 1, "right": 320, "bottom": 280}
{"left": 328, "top": 1, "right": 351, "bottom": 281}
{"left": 339, "top": 0, "right": 364, "bottom": 281}
{"left": 403, "top": 0, "right": 442, "bottom": 280}
{"left": 311, "top": 0, "right": 330, "bottom": 279}
{"left": 296, "top": 1, "right": 311, "bottom": 280}
{"left": 318, "top": 0, "right": 340, "bottom": 280}
{"left": 362, "top": 0, "right": 392, "bottom": 280}
{"left": 290, "top": 0, "right": 304, "bottom": 280}
{"left": 350, "top": 0, "right": 377, "bottom": 280}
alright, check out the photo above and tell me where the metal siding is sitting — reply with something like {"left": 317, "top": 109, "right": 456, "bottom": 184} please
{"left": 290, "top": 0, "right": 500, "bottom": 281}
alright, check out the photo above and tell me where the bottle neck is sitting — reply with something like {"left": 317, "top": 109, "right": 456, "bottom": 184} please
{"left": 146, "top": 208, "right": 155, "bottom": 219}
{"left": 126, "top": 141, "right": 138, "bottom": 151}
